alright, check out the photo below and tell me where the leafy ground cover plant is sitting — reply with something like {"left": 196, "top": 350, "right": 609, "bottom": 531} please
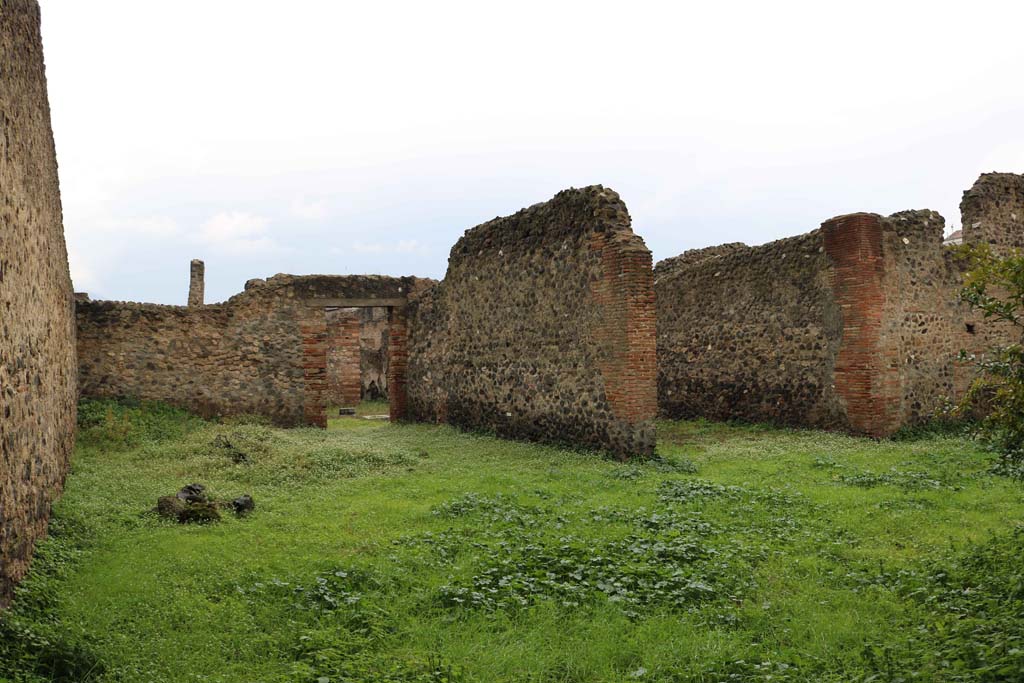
{"left": 1, "top": 400, "right": 1022, "bottom": 682}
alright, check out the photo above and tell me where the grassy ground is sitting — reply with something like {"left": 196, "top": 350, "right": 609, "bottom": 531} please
{"left": 2, "top": 399, "right": 1023, "bottom": 682}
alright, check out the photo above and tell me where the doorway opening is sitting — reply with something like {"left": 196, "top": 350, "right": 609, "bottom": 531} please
{"left": 326, "top": 305, "right": 389, "bottom": 421}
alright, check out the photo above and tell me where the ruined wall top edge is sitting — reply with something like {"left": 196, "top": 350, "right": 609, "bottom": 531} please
{"left": 654, "top": 227, "right": 826, "bottom": 286}
{"left": 1, "top": 1, "right": 41, "bottom": 13}
{"left": 961, "top": 172, "right": 1024, "bottom": 203}
{"left": 79, "top": 273, "right": 435, "bottom": 310}
{"left": 447, "top": 185, "right": 647, "bottom": 268}
{"left": 655, "top": 209, "right": 948, "bottom": 284}
{"left": 960, "top": 172, "right": 1024, "bottom": 246}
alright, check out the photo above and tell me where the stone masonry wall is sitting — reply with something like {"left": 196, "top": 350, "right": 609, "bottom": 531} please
{"left": 961, "top": 173, "right": 1024, "bottom": 253}
{"left": 405, "top": 186, "right": 657, "bottom": 458}
{"left": 77, "top": 275, "right": 419, "bottom": 428}
{"left": 656, "top": 229, "right": 846, "bottom": 428}
{"left": 0, "top": 0, "right": 78, "bottom": 608}
{"left": 657, "top": 174, "right": 1024, "bottom": 436}
{"left": 879, "top": 211, "right": 966, "bottom": 426}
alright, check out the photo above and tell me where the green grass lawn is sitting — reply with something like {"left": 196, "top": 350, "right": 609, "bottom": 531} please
{"left": 2, "top": 400, "right": 1023, "bottom": 682}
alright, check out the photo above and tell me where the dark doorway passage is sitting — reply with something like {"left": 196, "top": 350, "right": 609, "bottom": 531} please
{"left": 325, "top": 305, "right": 390, "bottom": 422}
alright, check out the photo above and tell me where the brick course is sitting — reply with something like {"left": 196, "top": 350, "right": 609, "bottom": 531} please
{"left": 823, "top": 213, "right": 900, "bottom": 436}
{"left": 325, "top": 309, "right": 362, "bottom": 407}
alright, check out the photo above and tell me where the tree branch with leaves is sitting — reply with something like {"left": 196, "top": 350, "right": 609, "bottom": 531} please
{"left": 957, "top": 243, "right": 1024, "bottom": 472}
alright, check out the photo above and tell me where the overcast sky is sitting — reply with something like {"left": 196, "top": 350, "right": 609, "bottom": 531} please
{"left": 39, "top": 0, "right": 1024, "bottom": 304}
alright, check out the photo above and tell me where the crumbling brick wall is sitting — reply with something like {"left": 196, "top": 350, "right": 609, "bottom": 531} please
{"left": 405, "top": 186, "right": 657, "bottom": 458}
{"left": 77, "top": 275, "right": 419, "bottom": 427}
{"left": 0, "top": 0, "right": 77, "bottom": 608}
{"left": 656, "top": 213, "right": 936, "bottom": 436}
{"left": 656, "top": 174, "right": 1024, "bottom": 436}
{"left": 822, "top": 213, "right": 903, "bottom": 435}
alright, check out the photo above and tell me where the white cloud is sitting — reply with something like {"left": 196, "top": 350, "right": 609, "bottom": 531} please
{"left": 136, "top": 215, "right": 180, "bottom": 238}
{"left": 197, "top": 211, "right": 279, "bottom": 253}
{"left": 37, "top": 0, "right": 1024, "bottom": 303}
{"left": 290, "top": 197, "right": 330, "bottom": 221}
{"left": 348, "top": 240, "right": 428, "bottom": 255}
{"left": 64, "top": 213, "right": 182, "bottom": 298}
{"left": 66, "top": 245, "right": 102, "bottom": 293}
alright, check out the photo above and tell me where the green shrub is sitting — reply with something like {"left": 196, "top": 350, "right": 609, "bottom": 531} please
{"left": 76, "top": 398, "right": 205, "bottom": 451}
{"left": 957, "top": 244, "right": 1024, "bottom": 472}
{"left": 0, "top": 536, "right": 105, "bottom": 683}
{"left": 853, "top": 526, "right": 1024, "bottom": 682}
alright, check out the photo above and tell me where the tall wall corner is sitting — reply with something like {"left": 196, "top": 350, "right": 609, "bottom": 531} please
{"left": 590, "top": 229, "right": 658, "bottom": 457}
{"left": 300, "top": 309, "right": 329, "bottom": 428}
{"left": 403, "top": 186, "right": 657, "bottom": 458}
{"left": 0, "top": 0, "right": 78, "bottom": 608}
{"left": 822, "top": 213, "right": 902, "bottom": 437}
{"left": 387, "top": 306, "right": 409, "bottom": 423}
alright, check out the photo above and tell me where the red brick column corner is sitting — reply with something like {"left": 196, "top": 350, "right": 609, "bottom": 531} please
{"left": 387, "top": 306, "right": 409, "bottom": 422}
{"left": 590, "top": 229, "right": 659, "bottom": 457}
{"left": 822, "top": 213, "right": 901, "bottom": 437}
{"left": 301, "top": 311, "right": 329, "bottom": 428}
{"left": 327, "top": 311, "right": 362, "bottom": 406}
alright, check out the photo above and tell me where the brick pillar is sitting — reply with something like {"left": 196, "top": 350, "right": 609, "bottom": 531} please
{"left": 823, "top": 213, "right": 901, "bottom": 437}
{"left": 589, "top": 230, "right": 658, "bottom": 458}
{"left": 301, "top": 311, "right": 329, "bottom": 428}
{"left": 326, "top": 310, "right": 362, "bottom": 406}
{"left": 188, "top": 259, "right": 205, "bottom": 307}
{"left": 387, "top": 306, "right": 409, "bottom": 422}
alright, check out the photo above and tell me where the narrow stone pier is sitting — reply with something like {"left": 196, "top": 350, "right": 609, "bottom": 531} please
{"left": 188, "top": 259, "right": 205, "bottom": 307}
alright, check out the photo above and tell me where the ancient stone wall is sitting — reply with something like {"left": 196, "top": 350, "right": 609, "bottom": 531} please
{"left": 840, "top": 208, "right": 1016, "bottom": 431}
{"left": 656, "top": 229, "right": 846, "bottom": 429}
{"left": 879, "top": 211, "right": 965, "bottom": 426}
{"left": 961, "top": 173, "right": 1024, "bottom": 253}
{"left": 405, "top": 186, "right": 657, "bottom": 457}
{"left": 77, "top": 275, "right": 419, "bottom": 427}
{"left": 0, "top": 0, "right": 78, "bottom": 608}
{"left": 657, "top": 174, "right": 1024, "bottom": 436}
